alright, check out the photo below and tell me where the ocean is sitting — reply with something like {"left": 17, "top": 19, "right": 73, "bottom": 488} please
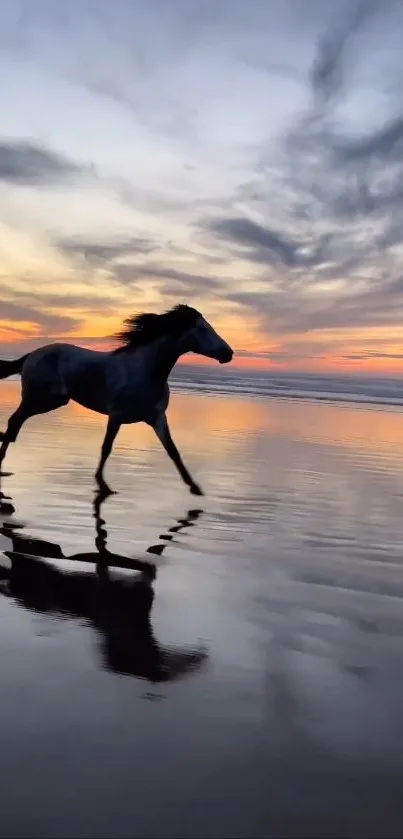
{"left": 172, "top": 364, "right": 403, "bottom": 408}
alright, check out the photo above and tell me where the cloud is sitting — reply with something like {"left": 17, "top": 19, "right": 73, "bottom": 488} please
{"left": 140, "top": 266, "right": 220, "bottom": 291}
{"left": 229, "top": 266, "right": 403, "bottom": 336}
{"left": 8, "top": 289, "right": 119, "bottom": 315}
{"left": 112, "top": 263, "right": 221, "bottom": 297}
{"left": 233, "top": 348, "right": 326, "bottom": 361}
{"left": 2, "top": 0, "right": 403, "bottom": 367}
{"left": 58, "top": 236, "right": 156, "bottom": 265}
{"left": 0, "top": 140, "right": 83, "bottom": 186}
{"left": 310, "top": 0, "right": 378, "bottom": 104}
{"left": 200, "top": 0, "right": 403, "bottom": 345}
{"left": 282, "top": 1, "right": 403, "bottom": 229}
{"left": 210, "top": 218, "right": 298, "bottom": 267}
{"left": 344, "top": 351, "right": 403, "bottom": 360}
{"left": 208, "top": 215, "right": 335, "bottom": 273}
{"left": 337, "top": 116, "right": 403, "bottom": 164}
{"left": 0, "top": 299, "right": 79, "bottom": 333}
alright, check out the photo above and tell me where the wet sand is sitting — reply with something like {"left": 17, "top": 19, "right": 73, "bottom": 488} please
{"left": 1, "top": 380, "right": 403, "bottom": 837}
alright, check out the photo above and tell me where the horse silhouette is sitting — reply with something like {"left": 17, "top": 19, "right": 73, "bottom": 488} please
{"left": 0, "top": 304, "right": 233, "bottom": 495}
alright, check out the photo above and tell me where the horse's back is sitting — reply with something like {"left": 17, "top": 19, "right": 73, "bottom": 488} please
{"left": 22, "top": 343, "right": 111, "bottom": 412}
{"left": 21, "top": 342, "right": 170, "bottom": 420}
{"left": 23, "top": 343, "right": 107, "bottom": 381}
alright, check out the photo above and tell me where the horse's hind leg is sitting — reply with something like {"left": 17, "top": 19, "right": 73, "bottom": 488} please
{"left": 0, "top": 403, "right": 30, "bottom": 467}
{"left": 0, "top": 394, "right": 69, "bottom": 469}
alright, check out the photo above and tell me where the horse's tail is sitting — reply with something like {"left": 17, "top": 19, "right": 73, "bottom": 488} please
{"left": 0, "top": 354, "right": 30, "bottom": 380}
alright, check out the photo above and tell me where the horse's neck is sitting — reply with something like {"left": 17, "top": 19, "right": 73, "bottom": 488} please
{"left": 142, "top": 337, "right": 184, "bottom": 382}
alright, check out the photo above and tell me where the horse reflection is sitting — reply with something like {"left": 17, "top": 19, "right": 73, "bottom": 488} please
{"left": 0, "top": 491, "right": 207, "bottom": 683}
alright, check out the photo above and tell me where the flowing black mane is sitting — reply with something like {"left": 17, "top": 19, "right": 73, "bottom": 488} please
{"left": 113, "top": 304, "right": 201, "bottom": 352}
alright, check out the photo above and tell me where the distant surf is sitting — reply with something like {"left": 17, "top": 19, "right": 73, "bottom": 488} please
{"left": 171, "top": 365, "right": 403, "bottom": 409}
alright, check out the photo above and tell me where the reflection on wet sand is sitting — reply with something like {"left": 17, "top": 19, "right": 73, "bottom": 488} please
{"left": 0, "top": 490, "right": 207, "bottom": 684}
{"left": 3, "top": 384, "right": 403, "bottom": 837}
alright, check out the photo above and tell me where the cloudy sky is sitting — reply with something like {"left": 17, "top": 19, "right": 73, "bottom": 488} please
{"left": 1, "top": 0, "right": 403, "bottom": 372}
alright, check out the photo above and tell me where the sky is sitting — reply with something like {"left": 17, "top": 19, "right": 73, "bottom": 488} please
{"left": 1, "top": 0, "right": 403, "bottom": 374}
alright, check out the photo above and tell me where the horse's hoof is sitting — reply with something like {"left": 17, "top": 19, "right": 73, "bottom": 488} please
{"left": 190, "top": 484, "right": 204, "bottom": 497}
{"left": 102, "top": 486, "right": 116, "bottom": 497}
{"left": 95, "top": 486, "right": 116, "bottom": 501}
{"left": 95, "top": 475, "right": 115, "bottom": 497}
{"left": 0, "top": 502, "right": 14, "bottom": 515}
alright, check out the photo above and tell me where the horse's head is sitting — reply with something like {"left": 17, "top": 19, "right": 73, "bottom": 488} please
{"left": 114, "top": 305, "right": 233, "bottom": 365}
{"left": 183, "top": 310, "right": 233, "bottom": 364}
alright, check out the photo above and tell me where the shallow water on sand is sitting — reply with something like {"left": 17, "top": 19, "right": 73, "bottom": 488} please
{"left": 1, "top": 380, "right": 403, "bottom": 837}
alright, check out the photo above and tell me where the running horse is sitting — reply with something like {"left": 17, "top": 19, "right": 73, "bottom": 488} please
{"left": 0, "top": 305, "right": 233, "bottom": 495}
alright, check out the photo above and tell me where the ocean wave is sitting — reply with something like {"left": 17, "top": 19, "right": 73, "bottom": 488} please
{"left": 170, "top": 367, "right": 403, "bottom": 409}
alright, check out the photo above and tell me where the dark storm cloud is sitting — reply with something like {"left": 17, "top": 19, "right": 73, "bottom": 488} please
{"left": 0, "top": 140, "right": 82, "bottom": 185}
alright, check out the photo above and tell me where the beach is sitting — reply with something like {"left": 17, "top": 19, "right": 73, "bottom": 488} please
{"left": 1, "top": 370, "right": 403, "bottom": 838}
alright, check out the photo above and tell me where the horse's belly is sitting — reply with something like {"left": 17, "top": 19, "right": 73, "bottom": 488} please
{"left": 68, "top": 363, "right": 109, "bottom": 415}
{"left": 72, "top": 392, "right": 109, "bottom": 414}
{"left": 113, "top": 382, "right": 166, "bottom": 424}
{"left": 113, "top": 393, "right": 146, "bottom": 423}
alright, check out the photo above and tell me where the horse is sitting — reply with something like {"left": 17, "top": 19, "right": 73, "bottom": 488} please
{"left": 0, "top": 304, "right": 233, "bottom": 495}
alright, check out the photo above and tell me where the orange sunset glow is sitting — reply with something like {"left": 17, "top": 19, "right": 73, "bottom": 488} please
{"left": 1, "top": 305, "right": 403, "bottom": 376}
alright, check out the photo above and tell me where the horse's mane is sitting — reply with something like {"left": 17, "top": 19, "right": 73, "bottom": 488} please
{"left": 113, "top": 304, "right": 201, "bottom": 352}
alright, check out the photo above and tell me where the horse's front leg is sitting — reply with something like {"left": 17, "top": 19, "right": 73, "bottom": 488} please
{"left": 152, "top": 413, "right": 203, "bottom": 496}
